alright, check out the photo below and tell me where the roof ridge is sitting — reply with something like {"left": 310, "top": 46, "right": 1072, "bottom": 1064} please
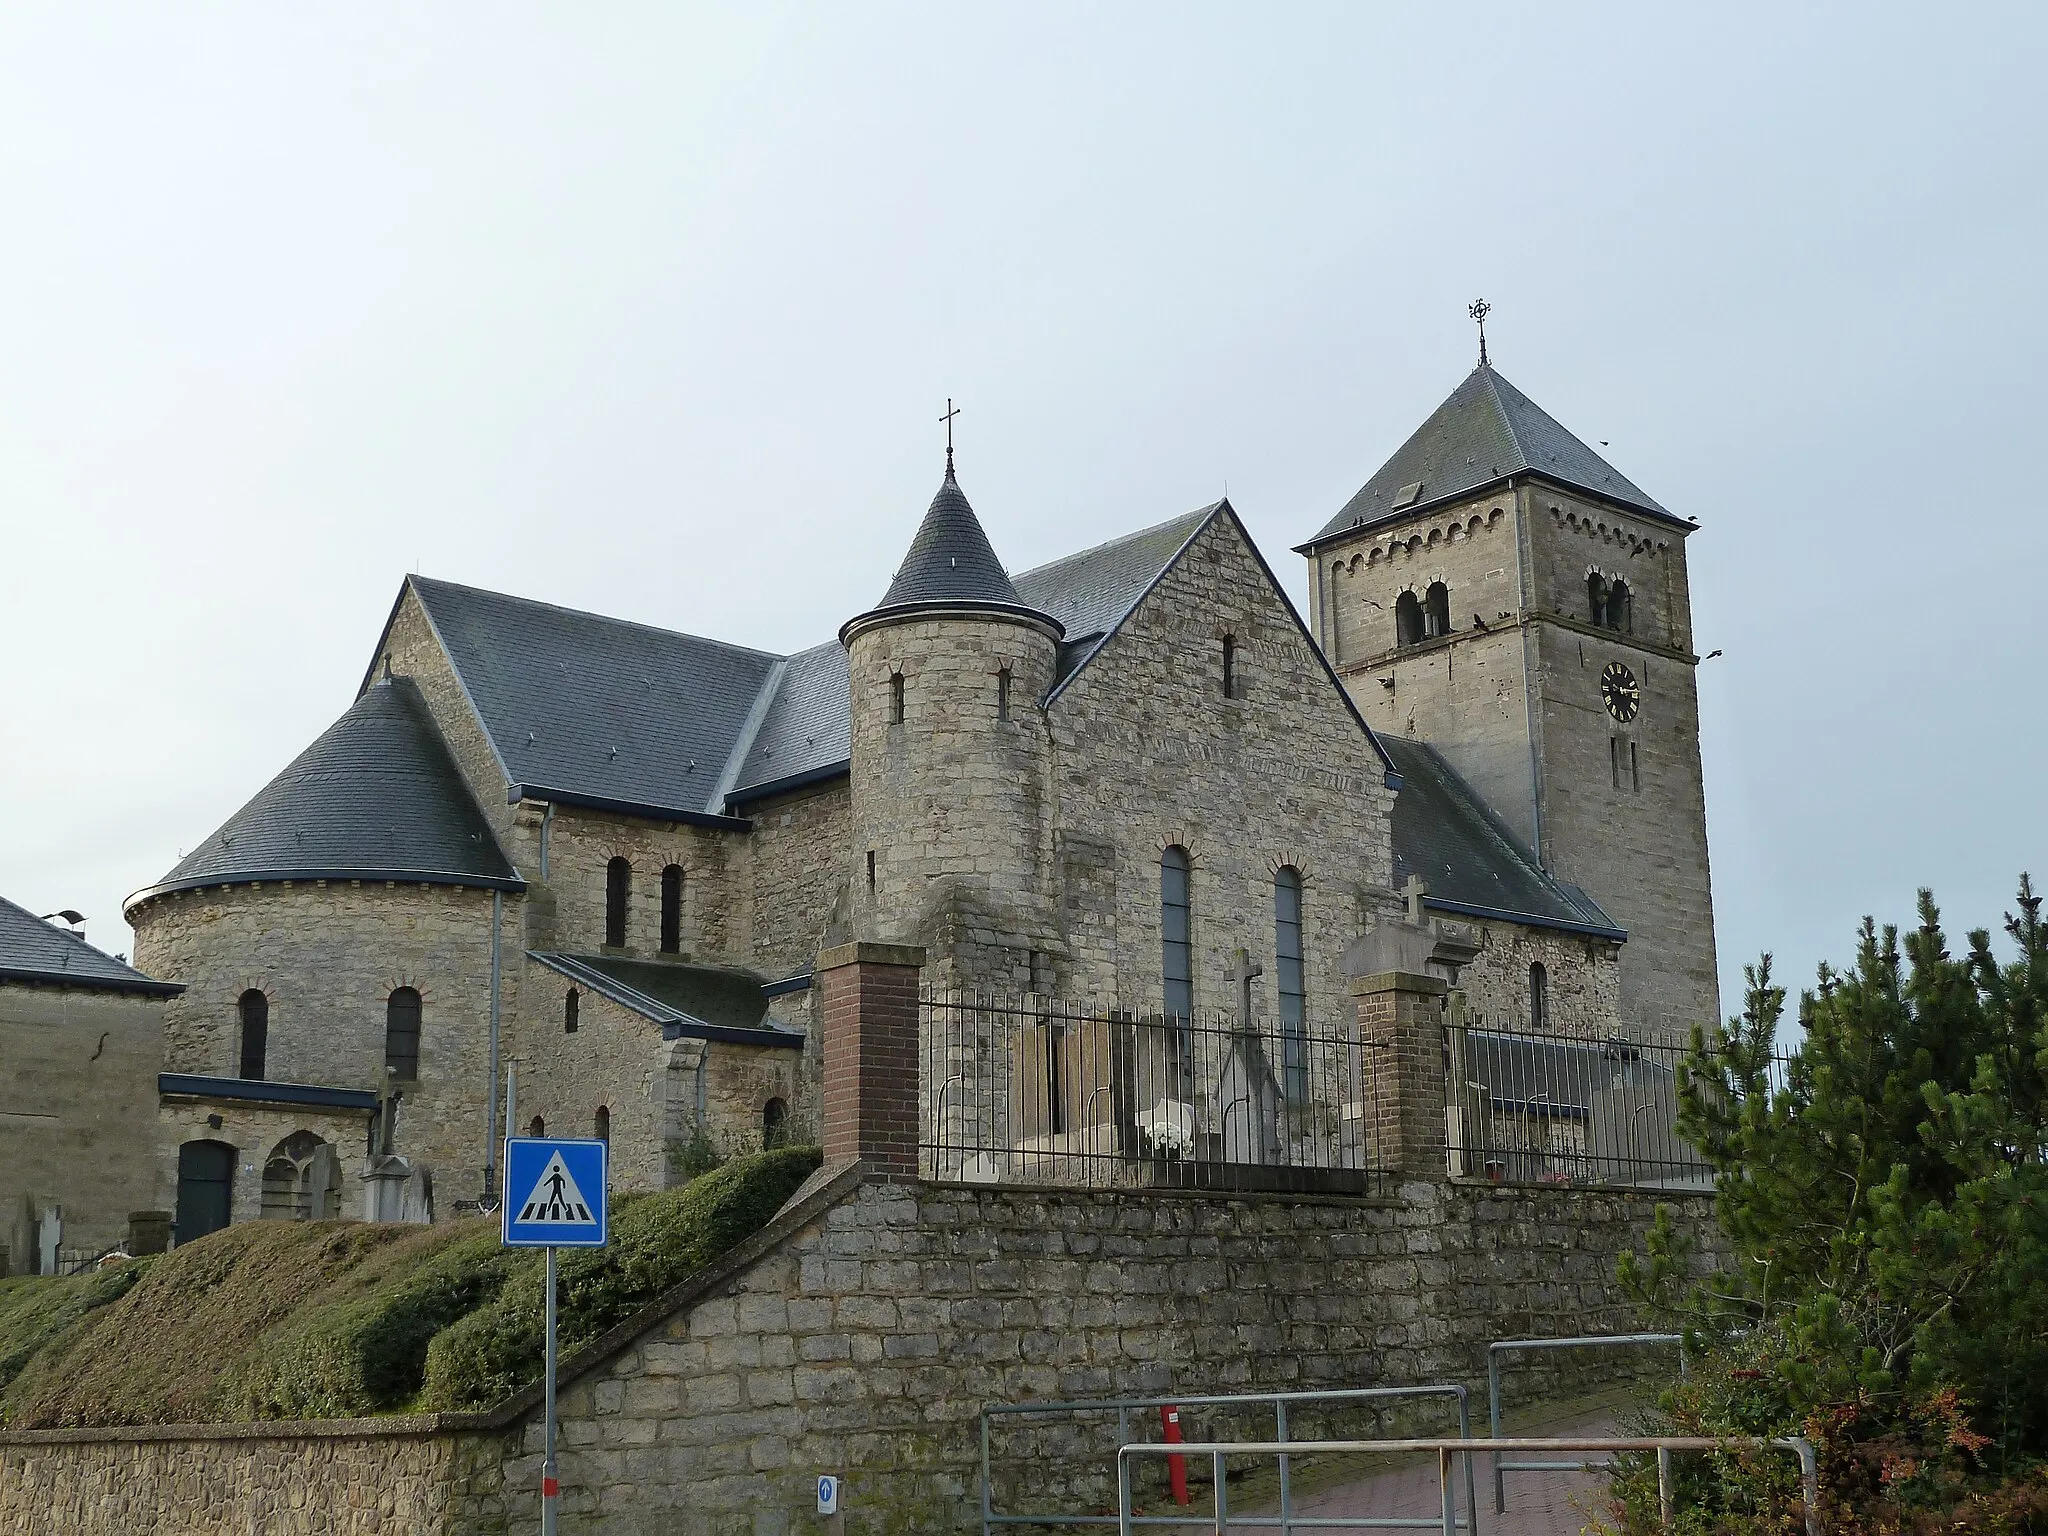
{"left": 707, "top": 656, "right": 789, "bottom": 814}
{"left": 410, "top": 575, "right": 785, "bottom": 665}
{"left": 1476, "top": 365, "right": 1529, "bottom": 468}
{"left": 1012, "top": 502, "right": 1221, "bottom": 584}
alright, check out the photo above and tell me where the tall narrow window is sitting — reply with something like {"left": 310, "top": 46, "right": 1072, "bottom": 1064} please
{"left": 564, "top": 987, "right": 580, "bottom": 1034}
{"left": 1395, "top": 591, "right": 1423, "bottom": 647}
{"left": 1611, "top": 737, "right": 1623, "bottom": 790}
{"left": 1275, "top": 867, "right": 1307, "bottom": 1102}
{"left": 660, "top": 864, "right": 684, "bottom": 955}
{"left": 997, "top": 668, "right": 1012, "bottom": 721}
{"left": 889, "top": 672, "right": 905, "bottom": 724}
{"left": 528, "top": 1115, "right": 545, "bottom": 1137}
{"left": 1607, "top": 579, "right": 1633, "bottom": 634}
{"left": 1423, "top": 582, "right": 1450, "bottom": 639}
{"left": 1161, "top": 847, "right": 1193, "bottom": 1024}
{"left": 1630, "top": 740, "right": 1641, "bottom": 793}
{"left": 238, "top": 990, "right": 268, "bottom": 1081}
{"left": 605, "top": 857, "right": 630, "bottom": 948}
{"left": 1529, "top": 962, "right": 1548, "bottom": 1030}
{"left": 384, "top": 987, "right": 422, "bottom": 1080}
{"left": 1588, "top": 574, "right": 1610, "bottom": 629}
{"left": 594, "top": 1105, "right": 610, "bottom": 1143}
{"left": 866, "top": 850, "right": 876, "bottom": 892}
{"left": 763, "top": 1097, "right": 788, "bottom": 1149}
{"left": 1221, "top": 635, "right": 1237, "bottom": 699}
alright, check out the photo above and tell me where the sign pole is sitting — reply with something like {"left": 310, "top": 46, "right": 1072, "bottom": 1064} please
{"left": 543, "top": 1243, "right": 558, "bottom": 1534}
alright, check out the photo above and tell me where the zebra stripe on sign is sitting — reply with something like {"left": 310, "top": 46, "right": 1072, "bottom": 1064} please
{"left": 517, "top": 1150, "right": 597, "bottom": 1226}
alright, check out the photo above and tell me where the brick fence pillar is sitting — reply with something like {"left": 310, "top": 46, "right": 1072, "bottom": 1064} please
{"left": 816, "top": 941, "right": 927, "bottom": 1176}
{"left": 1350, "top": 969, "right": 1450, "bottom": 1178}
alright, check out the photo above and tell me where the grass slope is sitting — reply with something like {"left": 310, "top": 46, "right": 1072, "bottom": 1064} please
{"left": 0, "top": 1146, "right": 821, "bottom": 1429}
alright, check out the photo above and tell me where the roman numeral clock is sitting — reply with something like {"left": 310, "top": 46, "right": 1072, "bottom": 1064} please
{"left": 1601, "top": 661, "right": 1640, "bottom": 723}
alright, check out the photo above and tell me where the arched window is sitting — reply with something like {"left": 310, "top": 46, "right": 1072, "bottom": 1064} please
{"left": 528, "top": 1115, "right": 545, "bottom": 1137}
{"left": 384, "top": 987, "right": 421, "bottom": 1081}
{"left": 997, "top": 668, "right": 1012, "bottom": 721}
{"left": 594, "top": 1105, "right": 611, "bottom": 1143}
{"left": 1221, "top": 635, "right": 1237, "bottom": 699}
{"left": 660, "top": 864, "right": 684, "bottom": 955}
{"left": 889, "top": 672, "right": 906, "bottom": 725}
{"left": 1423, "top": 582, "right": 1450, "bottom": 639}
{"left": 238, "top": 990, "right": 268, "bottom": 1080}
{"left": 1587, "top": 574, "right": 1610, "bottom": 629}
{"left": 1529, "top": 962, "right": 1549, "bottom": 1029}
{"left": 605, "top": 857, "right": 630, "bottom": 948}
{"left": 1606, "top": 579, "right": 1632, "bottom": 634}
{"left": 564, "top": 987, "right": 580, "bottom": 1034}
{"left": 1274, "top": 867, "right": 1307, "bottom": 1101}
{"left": 1160, "top": 847, "right": 1193, "bottom": 1024}
{"left": 763, "top": 1097, "right": 788, "bottom": 1150}
{"left": 1395, "top": 591, "right": 1423, "bottom": 647}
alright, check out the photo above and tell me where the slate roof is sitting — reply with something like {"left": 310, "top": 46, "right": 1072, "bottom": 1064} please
{"left": 868, "top": 464, "right": 1031, "bottom": 612}
{"left": 1300, "top": 364, "right": 1681, "bottom": 549}
{"left": 528, "top": 953, "right": 804, "bottom": 1047}
{"left": 0, "top": 895, "right": 182, "bottom": 995}
{"left": 132, "top": 678, "right": 521, "bottom": 906}
{"left": 731, "top": 641, "right": 852, "bottom": 802}
{"left": 409, "top": 576, "right": 775, "bottom": 824}
{"left": 1382, "top": 737, "right": 1625, "bottom": 940}
{"left": 1016, "top": 506, "right": 1217, "bottom": 685}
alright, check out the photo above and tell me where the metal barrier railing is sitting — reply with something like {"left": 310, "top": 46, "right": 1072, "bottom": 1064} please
{"left": 1485, "top": 1334, "right": 1684, "bottom": 1513}
{"left": 981, "top": 1385, "right": 1478, "bottom": 1533}
{"left": 1115, "top": 1437, "right": 1821, "bottom": 1536}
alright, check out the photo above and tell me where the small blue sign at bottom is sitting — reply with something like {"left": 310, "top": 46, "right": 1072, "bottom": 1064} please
{"left": 502, "top": 1137, "right": 609, "bottom": 1247}
{"left": 817, "top": 1474, "right": 840, "bottom": 1515}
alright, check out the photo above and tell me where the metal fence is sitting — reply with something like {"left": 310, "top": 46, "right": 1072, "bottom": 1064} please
{"left": 923, "top": 993, "right": 1388, "bottom": 1195}
{"left": 980, "top": 1385, "right": 1478, "bottom": 1532}
{"left": 1443, "top": 1021, "right": 1780, "bottom": 1190}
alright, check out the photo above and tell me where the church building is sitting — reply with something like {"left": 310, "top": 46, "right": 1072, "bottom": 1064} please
{"left": 125, "top": 350, "right": 1716, "bottom": 1237}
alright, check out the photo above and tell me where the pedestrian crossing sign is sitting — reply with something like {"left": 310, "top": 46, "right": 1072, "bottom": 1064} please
{"left": 502, "top": 1138, "right": 609, "bottom": 1247}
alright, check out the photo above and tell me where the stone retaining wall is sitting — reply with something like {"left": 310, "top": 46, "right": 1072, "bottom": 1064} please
{"left": 0, "top": 1165, "right": 1719, "bottom": 1535}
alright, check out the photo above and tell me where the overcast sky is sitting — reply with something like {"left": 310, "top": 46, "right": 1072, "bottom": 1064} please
{"left": 4, "top": 4, "right": 2042, "bottom": 1019}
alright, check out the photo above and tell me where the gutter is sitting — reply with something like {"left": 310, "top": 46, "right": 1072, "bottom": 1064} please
{"left": 1422, "top": 896, "right": 1626, "bottom": 945}
{"left": 507, "top": 783, "right": 751, "bottom": 832}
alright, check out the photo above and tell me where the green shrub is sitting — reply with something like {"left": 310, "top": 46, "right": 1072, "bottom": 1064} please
{"left": 420, "top": 1144, "right": 820, "bottom": 1410}
{"left": 0, "top": 1261, "right": 152, "bottom": 1397}
{"left": 215, "top": 1222, "right": 524, "bottom": 1420}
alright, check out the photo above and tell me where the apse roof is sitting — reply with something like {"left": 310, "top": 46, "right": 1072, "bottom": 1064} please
{"left": 130, "top": 677, "right": 521, "bottom": 908}
{"left": 1300, "top": 364, "right": 1681, "bottom": 548}
{"left": 1382, "top": 736, "right": 1624, "bottom": 940}
{"left": 0, "top": 896, "right": 182, "bottom": 995}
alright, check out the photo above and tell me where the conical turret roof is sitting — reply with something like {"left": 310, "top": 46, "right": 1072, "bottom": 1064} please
{"left": 1298, "top": 363, "right": 1685, "bottom": 549}
{"left": 843, "top": 459, "right": 1061, "bottom": 640}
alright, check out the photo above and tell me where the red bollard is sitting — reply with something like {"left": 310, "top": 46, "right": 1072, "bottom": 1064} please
{"left": 1160, "top": 1405, "right": 1191, "bottom": 1506}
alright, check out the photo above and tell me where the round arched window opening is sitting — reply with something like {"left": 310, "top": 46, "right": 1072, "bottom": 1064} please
{"left": 763, "top": 1097, "right": 788, "bottom": 1150}
{"left": 528, "top": 1115, "right": 545, "bottom": 1137}
{"left": 564, "top": 988, "right": 579, "bottom": 1034}
{"left": 594, "top": 1104, "right": 611, "bottom": 1144}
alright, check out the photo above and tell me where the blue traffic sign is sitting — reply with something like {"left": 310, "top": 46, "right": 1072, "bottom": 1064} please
{"left": 503, "top": 1138, "right": 609, "bottom": 1248}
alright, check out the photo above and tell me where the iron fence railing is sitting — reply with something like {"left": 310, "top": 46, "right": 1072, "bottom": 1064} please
{"left": 1443, "top": 1021, "right": 1760, "bottom": 1190}
{"left": 923, "top": 993, "right": 1390, "bottom": 1195}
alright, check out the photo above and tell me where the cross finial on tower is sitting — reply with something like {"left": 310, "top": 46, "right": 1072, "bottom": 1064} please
{"left": 1468, "top": 299, "right": 1492, "bottom": 367}
{"left": 940, "top": 397, "right": 961, "bottom": 476}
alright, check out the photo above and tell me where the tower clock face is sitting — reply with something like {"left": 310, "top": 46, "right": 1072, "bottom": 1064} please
{"left": 1601, "top": 661, "right": 1640, "bottom": 723}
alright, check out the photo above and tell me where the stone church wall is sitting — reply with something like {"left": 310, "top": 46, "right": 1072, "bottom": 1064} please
{"left": 133, "top": 881, "right": 509, "bottom": 1213}
{"left": 1047, "top": 511, "right": 1396, "bottom": 1028}
{"left": 739, "top": 779, "right": 852, "bottom": 984}
{"left": 529, "top": 807, "right": 741, "bottom": 965}
{"left": 1318, "top": 493, "right": 1542, "bottom": 854}
{"left": 0, "top": 1171, "right": 1723, "bottom": 1535}
{"left": 1, "top": 983, "right": 166, "bottom": 1271}
{"left": 377, "top": 586, "right": 521, "bottom": 850}
{"left": 1451, "top": 918, "right": 1621, "bottom": 1039}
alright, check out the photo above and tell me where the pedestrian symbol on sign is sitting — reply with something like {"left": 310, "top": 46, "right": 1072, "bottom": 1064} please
{"left": 518, "top": 1150, "right": 596, "bottom": 1226}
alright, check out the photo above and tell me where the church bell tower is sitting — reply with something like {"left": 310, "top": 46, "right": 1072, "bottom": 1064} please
{"left": 1298, "top": 337, "right": 1720, "bottom": 1036}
